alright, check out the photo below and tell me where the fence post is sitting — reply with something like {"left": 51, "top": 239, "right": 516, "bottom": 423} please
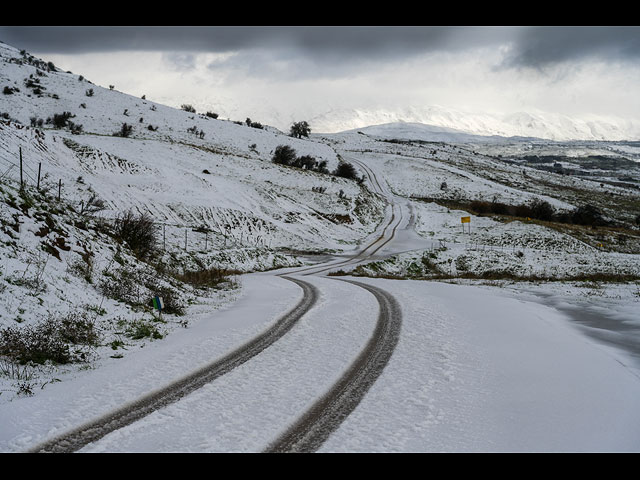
{"left": 58, "top": 179, "right": 62, "bottom": 201}
{"left": 37, "top": 162, "right": 41, "bottom": 190}
{"left": 163, "top": 224, "right": 166, "bottom": 251}
{"left": 19, "top": 147, "right": 23, "bottom": 190}
{"left": 185, "top": 228, "right": 188, "bottom": 251}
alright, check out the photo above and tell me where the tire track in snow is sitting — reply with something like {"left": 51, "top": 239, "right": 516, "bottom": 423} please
{"left": 264, "top": 278, "right": 402, "bottom": 453}
{"left": 27, "top": 276, "right": 319, "bottom": 453}
{"left": 293, "top": 156, "right": 403, "bottom": 276}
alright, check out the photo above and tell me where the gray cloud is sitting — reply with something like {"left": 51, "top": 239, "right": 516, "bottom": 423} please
{"left": 162, "top": 52, "right": 197, "bottom": 71}
{"left": 501, "top": 26, "right": 640, "bottom": 68}
{"left": 3, "top": 26, "right": 640, "bottom": 75}
{"left": 0, "top": 26, "right": 500, "bottom": 56}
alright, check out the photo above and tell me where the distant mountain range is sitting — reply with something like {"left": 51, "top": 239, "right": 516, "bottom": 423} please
{"left": 307, "top": 106, "right": 640, "bottom": 142}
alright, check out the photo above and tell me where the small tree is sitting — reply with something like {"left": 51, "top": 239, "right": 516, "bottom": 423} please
{"left": 85, "top": 88, "right": 94, "bottom": 97}
{"left": 272, "top": 145, "right": 297, "bottom": 166}
{"left": 290, "top": 121, "right": 311, "bottom": 139}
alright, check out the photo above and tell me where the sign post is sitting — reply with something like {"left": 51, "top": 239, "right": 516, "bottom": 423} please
{"left": 461, "top": 216, "right": 471, "bottom": 234}
{"left": 153, "top": 296, "right": 164, "bottom": 319}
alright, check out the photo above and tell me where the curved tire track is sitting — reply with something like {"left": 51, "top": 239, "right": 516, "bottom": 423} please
{"left": 264, "top": 278, "right": 402, "bottom": 453}
{"left": 28, "top": 276, "right": 319, "bottom": 453}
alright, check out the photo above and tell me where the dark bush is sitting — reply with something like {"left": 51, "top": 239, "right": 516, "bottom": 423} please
{"left": 333, "top": 162, "right": 359, "bottom": 180}
{"left": 69, "top": 122, "right": 83, "bottom": 134}
{"left": 0, "top": 313, "right": 99, "bottom": 365}
{"left": 470, "top": 200, "right": 491, "bottom": 214}
{"left": 528, "top": 198, "right": 556, "bottom": 221}
{"left": 113, "top": 123, "right": 133, "bottom": 138}
{"left": 205, "top": 111, "right": 218, "bottom": 119}
{"left": 30, "top": 116, "right": 44, "bottom": 127}
{"left": 316, "top": 160, "right": 329, "bottom": 174}
{"left": 52, "top": 111, "right": 73, "bottom": 129}
{"left": 113, "top": 210, "right": 157, "bottom": 259}
{"left": 571, "top": 204, "right": 607, "bottom": 226}
{"left": 272, "top": 145, "right": 298, "bottom": 166}
{"left": 3, "top": 86, "right": 14, "bottom": 95}
{"left": 294, "top": 155, "right": 317, "bottom": 170}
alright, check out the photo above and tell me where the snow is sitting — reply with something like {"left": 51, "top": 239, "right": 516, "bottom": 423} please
{"left": 2, "top": 273, "right": 639, "bottom": 452}
{"left": 1, "top": 41, "right": 640, "bottom": 452}
{"left": 319, "top": 279, "right": 640, "bottom": 452}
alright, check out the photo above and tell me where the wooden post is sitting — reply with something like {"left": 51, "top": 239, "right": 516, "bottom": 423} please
{"left": 37, "top": 162, "right": 41, "bottom": 190}
{"left": 184, "top": 228, "right": 188, "bottom": 251}
{"left": 58, "top": 179, "right": 61, "bottom": 201}
{"left": 19, "top": 147, "right": 23, "bottom": 190}
{"left": 163, "top": 224, "right": 166, "bottom": 251}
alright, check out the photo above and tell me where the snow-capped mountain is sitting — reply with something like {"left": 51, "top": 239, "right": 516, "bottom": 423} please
{"left": 308, "top": 105, "right": 640, "bottom": 141}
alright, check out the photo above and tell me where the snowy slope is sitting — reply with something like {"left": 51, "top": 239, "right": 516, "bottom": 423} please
{"left": 0, "top": 41, "right": 384, "bottom": 255}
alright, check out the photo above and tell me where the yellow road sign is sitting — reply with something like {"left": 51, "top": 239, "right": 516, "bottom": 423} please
{"left": 461, "top": 216, "right": 471, "bottom": 224}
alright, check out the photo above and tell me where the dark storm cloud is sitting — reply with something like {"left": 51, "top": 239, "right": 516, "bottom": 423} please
{"left": 501, "top": 26, "right": 640, "bottom": 68}
{"left": 2, "top": 26, "right": 640, "bottom": 70}
{"left": 0, "top": 26, "right": 501, "bottom": 57}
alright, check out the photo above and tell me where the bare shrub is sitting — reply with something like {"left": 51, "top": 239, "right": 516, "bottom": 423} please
{"left": 113, "top": 210, "right": 157, "bottom": 260}
{"left": 173, "top": 267, "right": 238, "bottom": 290}
{"left": 0, "top": 312, "right": 100, "bottom": 365}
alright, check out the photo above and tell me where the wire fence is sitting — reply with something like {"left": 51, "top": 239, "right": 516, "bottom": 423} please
{"left": 0, "top": 141, "right": 278, "bottom": 255}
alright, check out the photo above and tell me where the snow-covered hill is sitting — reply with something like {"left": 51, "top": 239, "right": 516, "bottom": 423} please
{"left": 309, "top": 105, "right": 640, "bottom": 142}
{"left": 0, "top": 41, "right": 384, "bottom": 257}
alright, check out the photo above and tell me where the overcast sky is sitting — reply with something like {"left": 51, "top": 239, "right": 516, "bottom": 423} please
{"left": 2, "top": 26, "right": 639, "bottom": 131}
